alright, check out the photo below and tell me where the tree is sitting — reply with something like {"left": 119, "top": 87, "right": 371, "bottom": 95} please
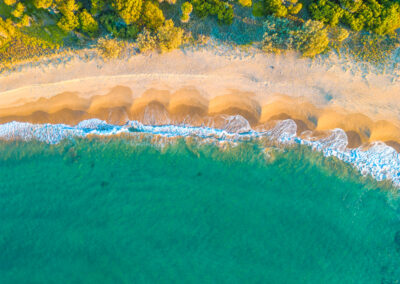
{"left": 56, "top": 0, "right": 79, "bottom": 32}
{"left": 158, "top": 0, "right": 177, "bottom": 4}
{"left": 33, "top": 0, "right": 53, "bottom": 9}
{"left": 296, "top": 20, "right": 329, "bottom": 57}
{"left": 191, "top": 0, "right": 234, "bottom": 24}
{"left": 157, "top": 19, "right": 184, "bottom": 52}
{"left": 57, "top": 13, "right": 79, "bottom": 32}
{"left": 56, "top": 0, "right": 79, "bottom": 15}
{"left": 136, "top": 28, "right": 158, "bottom": 52}
{"left": 20, "top": 14, "right": 30, "bottom": 26}
{"left": 91, "top": 0, "right": 105, "bottom": 15}
{"left": 97, "top": 37, "right": 125, "bottom": 58}
{"left": 0, "top": 18, "right": 16, "bottom": 47}
{"left": 11, "top": 2, "right": 25, "bottom": 18}
{"left": 264, "top": 0, "right": 288, "bottom": 18}
{"left": 180, "top": 2, "right": 193, "bottom": 23}
{"left": 238, "top": 0, "right": 252, "bottom": 7}
{"left": 141, "top": 1, "right": 165, "bottom": 30}
{"left": 111, "top": 0, "right": 143, "bottom": 25}
{"left": 79, "top": 9, "right": 99, "bottom": 36}
{"left": 4, "top": 0, "right": 17, "bottom": 6}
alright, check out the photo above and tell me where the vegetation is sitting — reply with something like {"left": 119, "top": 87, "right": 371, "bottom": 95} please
{"left": 0, "top": 0, "right": 399, "bottom": 69}
{"left": 191, "top": 0, "right": 234, "bottom": 24}
{"left": 180, "top": 2, "right": 193, "bottom": 23}
{"left": 97, "top": 37, "right": 125, "bottom": 58}
{"left": 262, "top": 16, "right": 330, "bottom": 57}
{"left": 309, "top": 0, "right": 400, "bottom": 35}
{"left": 137, "top": 19, "right": 185, "bottom": 53}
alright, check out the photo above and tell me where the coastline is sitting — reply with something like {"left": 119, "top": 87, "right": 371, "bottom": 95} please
{"left": 2, "top": 44, "right": 400, "bottom": 186}
{"left": 2, "top": 44, "right": 400, "bottom": 146}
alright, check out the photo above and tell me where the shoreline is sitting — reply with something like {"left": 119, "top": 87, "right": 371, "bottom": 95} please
{"left": 2, "top": 44, "right": 400, "bottom": 148}
{"left": 1, "top": 118, "right": 399, "bottom": 189}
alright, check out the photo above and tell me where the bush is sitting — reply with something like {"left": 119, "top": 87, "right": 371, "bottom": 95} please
{"left": 181, "top": 2, "right": 193, "bottom": 23}
{"left": 11, "top": 2, "right": 25, "bottom": 18}
{"left": 111, "top": 0, "right": 143, "bottom": 25}
{"left": 79, "top": 9, "right": 98, "bottom": 36}
{"left": 4, "top": 0, "right": 17, "bottom": 6}
{"left": 309, "top": 0, "right": 343, "bottom": 26}
{"left": 57, "top": 13, "right": 79, "bottom": 32}
{"left": 0, "top": 18, "right": 16, "bottom": 47}
{"left": 264, "top": 0, "right": 288, "bottom": 17}
{"left": 330, "top": 26, "right": 349, "bottom": 43}
{"left": 136, "top": 20, "right": 184, "bottom": 53}
{"left": 136, "top": 28, "right": 158, "bottom": 52}
{"left": 97, "top": 37, "right": 125, "bottom": 58}
{"left": 90, "top": 0, "right": 105, "bottom": 15}
{"left": 297, "top": 20, "right": 329, "bottom": 57}
{"left": 262, "top": 16, "right": 329, "bottom": 57}
{"left": 309, "top": 0, "right": 400, "bottom": 35}
{"left": 33, "top": 0, "right": 53, "bottom": 9}
{"left": 100, "top": 13, "right": 139, "bottom": 39}
{"left": 191, "top": 0, "right": 234, "bottom": 24}
{"left": 141, "top": 1, "right": 165, "bottom": 31}
{"left": 156, "top": 19, "right": 184, "bottom": 52}
{"left": 238, "top": 0, "right": 252, "bottom": 7}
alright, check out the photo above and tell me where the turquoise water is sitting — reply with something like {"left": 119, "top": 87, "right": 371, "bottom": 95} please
{"left": 0, "top": 137, "right": 400, "bottom": 283}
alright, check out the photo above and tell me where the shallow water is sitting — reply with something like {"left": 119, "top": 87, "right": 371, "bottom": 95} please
{"left": 0, "top": 138, "right": 399, "bottom": 283}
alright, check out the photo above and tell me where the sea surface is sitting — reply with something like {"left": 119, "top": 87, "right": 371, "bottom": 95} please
{"left": 0, "top": 136, "right": 400, "bottom": 283}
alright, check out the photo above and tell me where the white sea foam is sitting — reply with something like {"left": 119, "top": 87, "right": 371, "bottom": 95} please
{"left": 1, "top": 117, "right": 399, "bottom": 187}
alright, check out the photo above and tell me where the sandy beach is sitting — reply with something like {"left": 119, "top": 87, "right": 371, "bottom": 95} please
{"left": 1, "top": 45, "right": 400, "bottom": 149}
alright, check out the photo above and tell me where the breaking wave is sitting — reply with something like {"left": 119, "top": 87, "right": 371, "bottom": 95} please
{"left": 0, "top": 116, "right": 399, "bottom": 187}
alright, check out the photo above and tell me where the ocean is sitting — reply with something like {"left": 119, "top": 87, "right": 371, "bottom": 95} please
{"left": 0, "top": 135, "right": 399, "bottom": 283}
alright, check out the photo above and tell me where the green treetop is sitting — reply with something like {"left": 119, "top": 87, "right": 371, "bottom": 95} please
{"left": 79, "top": 9, "right": 99, "bottom": 36}
{"left": 111, "top": 0, "right": 143, "bottom": 25}
{"left": 141, "top": 1, "right": 165, "bottom": 30}
{"left": 33, "top": 0, "right": 53, "bottom": 9}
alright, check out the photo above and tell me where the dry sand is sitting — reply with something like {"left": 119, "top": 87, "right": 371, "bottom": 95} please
{"left": 1, "top": 45, "right": 400, "bottom": 148}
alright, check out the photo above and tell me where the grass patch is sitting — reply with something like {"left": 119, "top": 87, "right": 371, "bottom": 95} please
{"left": 342, "top": 32, "right": 399, "bottom": 65}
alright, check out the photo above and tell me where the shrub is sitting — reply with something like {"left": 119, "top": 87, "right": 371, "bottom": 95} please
{"left": 0, "top": 18, "right": 16, "bottom": 47}
{"left": 141, "top": 1, "right": 165, "bottom": 31}
{"left": 97, "top": 37, "right": 125, "bottom": 58}
{"left": 20, "top": 14, "right": 30, "bottom": 27}
{"left": 191, "top": 0, "right": 234, "bottom": 24}
{"left": 11, "top": 2, "right": 25, "bottom": 18}
{"left": 296, "top": 20, "right": 329, "bottom": 57}
{"left": 330, "top": 26, "right": 349, "bottom": 43}
{"left": 57, "top": 13, "right": 79, "bottom": 32}
{"left": 264, "top": 0, "right": 288, "bottom": 17}
{"left": 343, "top": 32, "right": 400, "bottom": 64}
{"left": 238, "top": 0, "right": 252, "bottom": 7}
{"left": 158, "top": 0, "right": 177, "bottom": 4}
{"left": 111, "top": 0, "right": 143, "bottom": 25}
{"left": 4, "top": 0, "right": 17, "bottom": 6}
{"left": 156, "top": 19, "right": 184, "bottom": 52}
{"left": 309, "top": 0, "right": 343, "bottom": 26}
{"left": 90, "top": 0, "right": 105, "bottom": 15}
{"left": 309, "top": 0, "right": 400, "bottom": 35}
{"left": 33, "top": 0, "right": 53, "bottom": 9}
{"left": 181, "top": 2, "right": 193, "bottom": 23}
{"left": 79, "top": 9, "right": 98, "bottom": 36}
{"left": 262, "top": 16, "right": 329, "bottom": 57}
{"left": 136, "top": 28, "right": 158, "bottom": 52}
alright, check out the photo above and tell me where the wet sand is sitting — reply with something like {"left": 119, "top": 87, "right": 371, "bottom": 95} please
{"left": 1, "top": 47, "right": 400, "bottom": 149}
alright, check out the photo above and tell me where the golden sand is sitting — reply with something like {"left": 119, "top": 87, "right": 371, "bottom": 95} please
{"left": 1, "top": 85, "right": 400, "bottom": 149}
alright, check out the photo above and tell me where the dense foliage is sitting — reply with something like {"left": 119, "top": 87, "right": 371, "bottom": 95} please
{"left": 0, "top": 0, "right": 398, "bottom": 65}
{"left": 309, "top": 0, "right": 400, "bottom": 35}
{"left": 191, "top": 0, "right": 234, "bottom": 24}
{"left": 262, "top": 16, "right": 330, "bottom": 57}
